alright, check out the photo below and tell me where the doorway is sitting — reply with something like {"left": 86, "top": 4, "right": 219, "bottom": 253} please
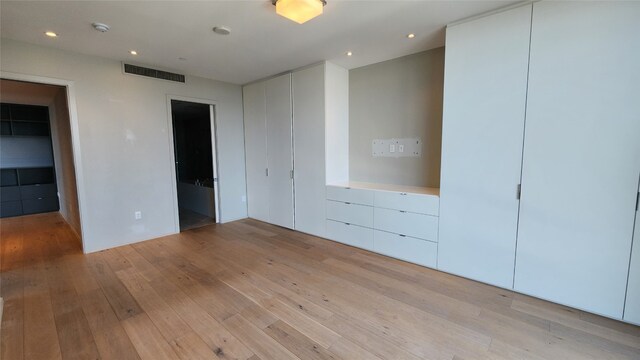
{"left": 0, "top": 78, "right": 83, "bottom": 246}
{"left": 170, "top": 99, "right": 220, "bottom": 231}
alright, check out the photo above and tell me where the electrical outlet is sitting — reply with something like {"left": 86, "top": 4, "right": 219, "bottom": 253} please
{"left": 390, "top": 144, "right": 396, "bottom": 153}
{"left": 398, "top": 144, "right": 404, "bottom": 153}
{"left": 134, "top": 211, "right": 142, "bottom": 220}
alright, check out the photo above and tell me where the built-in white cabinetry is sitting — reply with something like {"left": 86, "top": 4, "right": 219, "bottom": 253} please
{"left": 243, "top": 81, "right": 269, "bottom": 223}
{"left": 439, "top": 4, "right": 532, "bottom": 289}
{"left": 243, "top": 73, "right": 294, "bottom": 229}
{"left": 243, "top": 62, "right": 348, "bottom": 234}
{"left": 514, "top": 1, "right": 640, "bottom": 319}
{"left": 624, "top": 186, "right": 640, "bottom": 325}
{"left": 325, "top": 182, "right": 439, "bottom": 268}
{"left": 440, "top": 1, "right": 640, "bottom": 321}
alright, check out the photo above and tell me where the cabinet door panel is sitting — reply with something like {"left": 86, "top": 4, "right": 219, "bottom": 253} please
{"left": 293, "top": 65, "right": 326, "bottom": 237}
{"left": 515, "top": 2, "right": 640, "bottom": 318}
{"left": 326, "top": 186, "right": 374, "bottom": 206}
{"left": 438, "top": 4, "right": 532, "bottom": 288}
{"left": 326, "top": 220, "right": 373, "bottom": 250}
{"left": 326, "top": 200, "right": 373, "bottom": 228}
{"left": 374, "top": 191, "right": 438, "bottom": 216}
{"left": 243, "top": 82, "right": 269, "bottom": 222}
{"left": 373, "top": 230, "right": 437, "bottom": 268}
{"left": 266, "top": 74, "right": 294, "bottom": 229}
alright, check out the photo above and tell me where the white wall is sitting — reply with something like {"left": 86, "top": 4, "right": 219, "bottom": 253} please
{"left": 0, "top": 38, "right": 247, "bottom": 252}
{"left": 50, "top": 89, "right": 82, "bottom": 238}
{"left": 349, "top": 48, "right": 444, "bottom": 187}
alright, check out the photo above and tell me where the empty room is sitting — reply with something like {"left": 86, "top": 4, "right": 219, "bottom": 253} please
{"left": 1, "top": 1, "right": 639, "bottom": 359}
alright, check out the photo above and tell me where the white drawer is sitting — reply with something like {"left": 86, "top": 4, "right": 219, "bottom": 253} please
{"left": 374, "top": 207, "right": 438, "bottom": 242}
{"left": 326, "top": 186, "right": 374, "bottom": 206}
{"left": 326, "top": 220, "right": 374, "bottom": 251}
{"left": 326, "top": 200, "right": 373, "bottom": 228}
{"left": 374, "top": 190, "right": 439, "bottom": 215}
{"left": 374, "top": 230, "right": 437, "bottom": 268}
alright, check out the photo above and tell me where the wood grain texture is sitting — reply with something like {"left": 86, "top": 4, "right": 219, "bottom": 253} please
{"left": 1, "top": 213, "right": 639, "bottom": 360}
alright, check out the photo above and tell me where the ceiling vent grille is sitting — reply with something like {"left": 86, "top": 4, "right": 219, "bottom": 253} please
{"left": 123, "top": 63, "right": 186, "bottom": 83}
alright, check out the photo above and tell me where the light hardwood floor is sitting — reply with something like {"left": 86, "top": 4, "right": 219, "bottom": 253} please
{"left": 1, "top": 213, "right": 639, "bottom": 360}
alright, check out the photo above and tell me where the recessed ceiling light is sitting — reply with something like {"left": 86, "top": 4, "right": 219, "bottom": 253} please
{"left": 407, "top": 33, "right": 415, "bottom": 39}
{"left": 129, "top": 50, "right": 138, "bottom": 55}
{"left": 92, "top": 23, "right": 110, "bottom": 33}
{"left": 178, "top": 57, "right": 187, "bottom": 61}
{"left": 346, "top": 51, "right": 353, "bottom": 57}
{"left": 45, "top": 31, "right": 58, "bottom": 37}
{"left": 212, "top": 26, "right": 231, "bottom": 35}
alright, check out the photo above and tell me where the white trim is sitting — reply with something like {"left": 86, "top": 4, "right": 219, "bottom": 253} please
{"left": 447, "top": 1, "right": 535, "bottom": 28}
{"left": 165, "top": 95, "right": 222, "bottom": 233}
{"left": 1, "top": 71, "right": 89, "bottom": 252}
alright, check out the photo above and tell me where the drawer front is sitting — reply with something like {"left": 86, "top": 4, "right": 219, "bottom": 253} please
{"left": 326, "top": 200, "right": 373, "bottom": 228}
{"left": 326, "top": 186, "right": 374, "bottom": 206}
{"left": 1, "top": 186, "right": 21, "bottom": 202}
{"left": 374, "top": 191, "right": 439, "bottom": 215}
{"left": 22, "top": 197, "right": 59, "bottom": 215}
{"left": 374, "top": 207, "right": 438, "bottom": 241}
{"left": 20, "top": 184, "right": 57, "bottom": 200}
{"left": 0, "top": 200, "right": 23, "bottom": 218}
{"left": 326, "top": 220, "right": 374, "bottom": 251}
{"left": 374, "top": 230, "right": 437, "bottom": 268}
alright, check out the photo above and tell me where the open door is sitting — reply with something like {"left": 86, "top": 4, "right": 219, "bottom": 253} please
{"left": 170, "top": 99, "right": 220, "bottom": 231}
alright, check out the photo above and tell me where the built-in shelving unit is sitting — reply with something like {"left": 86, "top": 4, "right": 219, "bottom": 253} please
{"left": 0, "top": 103, "right": 59, "bottom": 218}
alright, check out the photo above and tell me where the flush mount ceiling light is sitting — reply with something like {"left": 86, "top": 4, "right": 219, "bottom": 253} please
{"left": 272, "top": 0, "right": 326, "bottom": 24}
{"left": 129, "top": 50, "right": 138, "bottom": 55}
{"left": 92, "top": 22, "right": 110, "bottom": 33}
{"left": 45, "top": 31, "right": 58, "bottom": 37}
{"left": 213, "top": 26, "right": 231, "bottom": 35}
{"left": 407, "top": 33, "right": 416, "bottom": 39}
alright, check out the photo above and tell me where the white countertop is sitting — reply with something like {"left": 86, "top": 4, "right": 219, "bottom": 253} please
{"left": 327, "top": 181, "right": 440, "bottom": 197}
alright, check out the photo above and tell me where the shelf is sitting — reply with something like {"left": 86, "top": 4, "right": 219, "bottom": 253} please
{"left": 327, "top": 181, "right": 440, "bottom": 197}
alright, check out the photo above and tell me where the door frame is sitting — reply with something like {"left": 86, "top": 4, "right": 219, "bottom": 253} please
{"left": 165, "top": 95, "right": 221, "bottom": 231}
{"left": 1, "top": 71, "right": 88, "bottom": 251}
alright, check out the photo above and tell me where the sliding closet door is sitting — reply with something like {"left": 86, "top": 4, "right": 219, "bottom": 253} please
{"left": 243, "top": 81, "right": 269, "bottom": 222}
{"left": 624, "top": 181, "right": 640, "bottom": 325}
{"left": 265, "top": 73, "right": 294, "bottom": 229}
{"left": 438, "top": 5, "right": 532, "bottom": 288}
{"left": 292, "top": 64, "right": 326, "bottom": 237}
{"left": 515, "top": 2, "right": 640, "bottom": 318}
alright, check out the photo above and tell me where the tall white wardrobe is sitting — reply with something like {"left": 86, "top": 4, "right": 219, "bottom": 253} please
{"left": 440, "top": 1, "right": 640, "bottom": 322}
{"left": 243, "top": 62, "right": 349, "bottom": 237}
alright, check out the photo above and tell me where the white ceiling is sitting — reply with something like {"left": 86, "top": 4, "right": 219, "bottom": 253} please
{"left": 0, "top": 1, "right": 518, "bottom": 85}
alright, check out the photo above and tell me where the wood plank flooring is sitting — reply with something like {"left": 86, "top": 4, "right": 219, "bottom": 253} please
{"left": 1, "top": 212, "right": 639, "bottom": 359}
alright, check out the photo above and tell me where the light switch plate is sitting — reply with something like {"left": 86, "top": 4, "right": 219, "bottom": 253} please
{"left": 372, "top": 138, "right": 422, "bottom": 158}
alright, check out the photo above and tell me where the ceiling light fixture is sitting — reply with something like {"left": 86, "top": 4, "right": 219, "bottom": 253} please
{"left": 346, "top": 51, "right": 353, "bottom": 57}
{"left": 272, "top": 0, "right": 326, "bottom": 24}
{"left": 407, "top": 33, "right": 415, "bottom": 39}
{"left": 129, "top": 50, "right": 138, "bottom": 55}
{"left": 45, "top": 31, "right": 58, "bottom": 37}
{"left": 212, "top": 26, "right": 231, "bottom": 35}
{"left": 92, "top": 23, "right": 110, "bottom": 33}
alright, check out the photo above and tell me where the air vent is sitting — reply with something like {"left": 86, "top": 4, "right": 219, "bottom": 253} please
{"left": 123, "top": 63, "right": 186, "bottom": 83}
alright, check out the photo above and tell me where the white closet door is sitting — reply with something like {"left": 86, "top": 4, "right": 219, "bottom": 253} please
{"left": 438, "top": 5, "right": 532, "bottom": 288}
{"left": 515, "top": 2, "right": 640, "bottom": 318}
{"left": 624, "top": 182, "right": 640, "bottom": 325}
{"left": 265, "top": 73, "right": 294, "bottom": 229}
{"left": 292, "top": 64, "right": 326, "bottom": 237}
{"left": 243, "top": 81, "right": 269, "bottom": 222}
